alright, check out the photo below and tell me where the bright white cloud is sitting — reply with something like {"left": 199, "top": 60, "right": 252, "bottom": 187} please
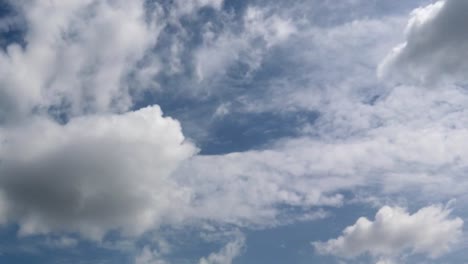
{"left": 0, "top": 106, "right": 197, "bottom": 239}
{"left": 379, "top": 0, "right": 468, "bottom": 84}
{"left": 313, "top": 205, "right": 463, "bottom": 259}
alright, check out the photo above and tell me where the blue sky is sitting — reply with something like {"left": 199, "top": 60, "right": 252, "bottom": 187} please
{"left": 0, "top": 0, "right": 468, "bottom": 263}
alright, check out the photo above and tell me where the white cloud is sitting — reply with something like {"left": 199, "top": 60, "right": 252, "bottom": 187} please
{"left": 0, "top": 0, "right": 240, "bottom": 241}
{"left": 194, "top": 6, "right": 296, "bottom": 82}
{"left": 379, "top": 0, "right": 468, "bottom": 84}
{"left": 173, "top": 105, "right": 468, "bottom": 227}
{"left": 199, "top": 233, "right": 245, "bottom": 264}
{"left": 223, "top": 15, "right": 404, "bottom": 115}
{"left": 0, "top": 0, "right": 161, "bottom": 122}
{"left": 313, "top": 205, "right": 463, "bottom": 259}
{"left": 2, "top": 2, "right": 468, "bottom": 263}
{"left": 0, "top": 106, "right": 197, "bottom": 239}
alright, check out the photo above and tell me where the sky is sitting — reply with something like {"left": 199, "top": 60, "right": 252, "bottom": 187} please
{"left": 0, "top": 0, "right": 468, "bottom": 263}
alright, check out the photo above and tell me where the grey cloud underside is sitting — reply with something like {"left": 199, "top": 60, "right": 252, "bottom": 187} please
{"left": 0, "top": 107, "right": 196, "bottom": 239}
{"left": 380, "top": 0, "right": 468, "bottom": 84}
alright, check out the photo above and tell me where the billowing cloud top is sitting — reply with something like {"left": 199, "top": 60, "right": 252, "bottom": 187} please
{"left": 379, "top": 0, "right": 468, "bottom": 84}
{"left": 0, "top": 106, "right": 197, "bottom": 239}
{"left": 313, "top": 205, "right": 463, "bottom": 259}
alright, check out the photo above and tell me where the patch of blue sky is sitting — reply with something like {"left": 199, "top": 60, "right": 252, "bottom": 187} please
{"left": 0, "top": 0, "right": 25, "bottom": 51}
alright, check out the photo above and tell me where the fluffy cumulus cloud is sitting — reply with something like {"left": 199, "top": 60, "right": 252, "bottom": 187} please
{"left": 379, "top": 0, "right": 468, "bottom": 84}
{"left": 0, "top": 106, "right": 197, "bottom": 239}
{"left": 313, "top": 205, "right": 463, "bottom": 259}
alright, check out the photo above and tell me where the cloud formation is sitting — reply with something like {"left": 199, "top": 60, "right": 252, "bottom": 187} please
{"left": 0, "top": 0, "right": 226, "bottom": 122}
{"left": 194, "top": 5, "right": 296, "bottom": 82}
{"left": 313, "top": 205, "right": 463, "bottom": 259}
{"left": 0, "top": 106, "right": 196, "bottom": 239}
{"left": 379, "top": 0, "right": 468, "bottom": 84}
{"left": 134, "top": 242, "right": 170, "bottom": 264}
{"left": 176, "top": 115, "right": 468, "bottom": 227}
{"left": 0, "top": 0, "right": 226, "bottom": 241}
